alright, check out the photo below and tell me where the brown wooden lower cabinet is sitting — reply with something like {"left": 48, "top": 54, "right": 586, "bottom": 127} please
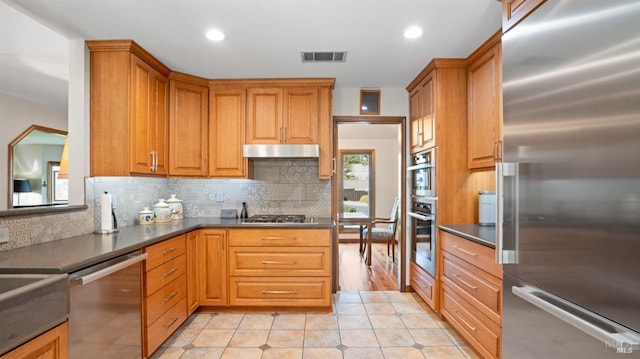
{"left": 143, "top": 235, "right": 188, "bottom": 357}
{"left": 0, "top": 322, "right": 68, "bottom": 359}
{"left": 410, "top": 261, "right": 437, "bottom": 311}
{"left": 440, "top": 230, "right": 503, "bottom": 359}
{"left": 228, "top": 228, "right": 332, "bottom": 309}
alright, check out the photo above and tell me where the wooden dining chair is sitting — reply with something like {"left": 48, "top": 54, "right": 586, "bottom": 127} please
{"left": 362, "top": 197, "right": 400, "bottom": 261}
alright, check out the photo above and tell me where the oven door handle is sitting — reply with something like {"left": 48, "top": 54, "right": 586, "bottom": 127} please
{"left": 408, "top": 212, "right": 433, "bottom": 221}
{"left": 407, "top": 163, "right": 433, "bottom": 171}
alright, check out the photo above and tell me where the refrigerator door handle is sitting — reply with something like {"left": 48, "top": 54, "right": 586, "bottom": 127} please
{"left": 496, "top": 162, "right": 518, "bottom": 264}
{"left": 513, "top": 285, "right": 640, "bottom": 353}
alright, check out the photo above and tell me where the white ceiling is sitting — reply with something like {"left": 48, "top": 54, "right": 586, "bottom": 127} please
{"left": 0, "top": 0, "right": 502, "bottom": 111}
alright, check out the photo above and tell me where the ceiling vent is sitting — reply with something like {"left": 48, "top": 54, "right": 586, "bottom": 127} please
{"left": 301, "top": 51, "right": 347, "bottom": 63}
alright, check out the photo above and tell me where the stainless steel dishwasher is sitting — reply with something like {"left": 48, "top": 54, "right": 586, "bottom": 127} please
{"left": 68, "top": 251, "right": 147, "bottom": 359}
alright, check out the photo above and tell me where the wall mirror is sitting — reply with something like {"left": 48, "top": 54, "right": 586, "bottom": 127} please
{"left": 8, "top": 125, "right": 68, "bottom": 208}
{"left": 338, "top": 149, "right": 375, "bottom": 220}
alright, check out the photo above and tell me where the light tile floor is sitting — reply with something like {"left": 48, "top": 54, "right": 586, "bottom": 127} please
{"left": 151, "top": 291, "right": 480, "bottom": 359}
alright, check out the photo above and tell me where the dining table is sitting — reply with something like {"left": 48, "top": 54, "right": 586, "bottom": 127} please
{"left": 340, "top": 212, "right": 374, "bottom": 267}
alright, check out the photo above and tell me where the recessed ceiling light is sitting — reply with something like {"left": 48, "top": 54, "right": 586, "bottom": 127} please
{"left": 205, "top": 29, "right": 225, "bottom": 42}
{"left": 404, "top": 26, "right": 423, "bottom": 39}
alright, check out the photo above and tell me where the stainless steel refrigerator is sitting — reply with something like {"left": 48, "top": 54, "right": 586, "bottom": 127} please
{"left": 498, "top": 0, "right": 640, "bottom": 357}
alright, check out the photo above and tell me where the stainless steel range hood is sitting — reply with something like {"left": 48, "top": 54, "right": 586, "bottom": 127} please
{"left": 243, "top": 144, "right": 319, "bottom": 158}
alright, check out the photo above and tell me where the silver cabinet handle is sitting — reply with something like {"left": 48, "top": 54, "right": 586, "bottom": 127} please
{"left": 513, "top": 285, "right": 640, "bottom": 352}
{"left": 261, "top": 290, "right": 298, "bottom": 295}
{"left": 453, "top": 245, "right": 478, "bottom": 257}
{"left": 76, "top": 253, "right": 148, "bottom": 285}
{"left": 163, "top": 268, "right": 178, "bottom": 277}
{"left": 149, "top": 151, "right": 155, "bottom": 171}
{"left": 452, "top": 309, "right": 477, "bottom": 332}
{"left": 454, "top": 274, "right": 478, "bottom": 290}
{"left": 261, "top": 236, "right": 297, "bottom": 241}
{"left": 261, "top": 260, "right": 298, "bottom": 265}
{"left": 164, "top": 317, "right": 179, "bottom": 328}
{"left": 162, "top": 247, "right": 177, "bottom": 255}
{"left": 163, "top": 291, "right": 178, "bottom": 303}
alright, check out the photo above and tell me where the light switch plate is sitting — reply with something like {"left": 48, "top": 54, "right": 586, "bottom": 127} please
{"left": 0, "top": 227, "right": 9, "bottom": 244}
{"left": 216, "top": 192, "right": 224, "bottom": 202}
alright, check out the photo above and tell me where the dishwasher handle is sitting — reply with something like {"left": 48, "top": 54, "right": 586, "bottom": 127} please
{"left": 75, "top": 253, "right": 147, "bottom": 286}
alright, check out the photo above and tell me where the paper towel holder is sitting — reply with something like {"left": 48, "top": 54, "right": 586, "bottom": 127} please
{"left": 95, "top": 191, "right": 120, "bottom": 234}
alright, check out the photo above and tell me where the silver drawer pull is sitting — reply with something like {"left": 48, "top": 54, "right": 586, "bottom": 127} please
{"left": 163, "top": 291, "right": 178, "bottom": 303}
{"left": 162, "top": 247, "right": 177, "bottom": 255}
{"left": 452, "top": 309, "right": 477, "bottom": 332}
{"left": 163, "top": 268, "right": 178, "bottom": 277}
{"left": 454, "top": 274, "right": 478, "bottom": 290}
{"left": 164, "top": 317, "right": 179, "bottom": 328}
{"left": 261, "top": 260, "right": 298, "bottom": 265}
{"left": 453, "top": 245, "right": 478, "bottom": 257}
{"left": 261, "top": 290, "right": 298, "bottom": 295}
{"left": 262, "top": 236, "right": 297, "bottom": 241}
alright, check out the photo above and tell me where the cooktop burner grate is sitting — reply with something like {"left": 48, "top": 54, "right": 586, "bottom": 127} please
{"left": 243, "top": 214, "right": 306, "bottom": 223}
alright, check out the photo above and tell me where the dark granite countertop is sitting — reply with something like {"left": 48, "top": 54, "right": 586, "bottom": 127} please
{"left": 0, "top": 217, "right": 334, "bottom": 274}
{"left": 439, "top": 224, "right": 496, "bottom": 248}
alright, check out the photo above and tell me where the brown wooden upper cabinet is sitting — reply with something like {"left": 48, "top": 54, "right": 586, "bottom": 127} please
{"left": 409, "top": 71, "right": 436, "bottom": 153}
{"left": 209, "top": 86, "right": 249, "bottom": 178}
{"left": 246, "top": 87, "right": 318, "bottom": 144}
{"left": 169, "top": 72, "right": 209, "bottom": 177}
{"left": 407, "top": 59, "right": 467, "bottom": 155}
{"left": 502, "top": 0, "right": 546, "bottom": 33}
{"left": 467, "top": 31, "right": 503, "bottom": 169}
{"left": 88, "top": 40, "right": 170, "bottom": 177}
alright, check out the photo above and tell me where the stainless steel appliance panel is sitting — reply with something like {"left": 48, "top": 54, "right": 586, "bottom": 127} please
{"left": 408, "top": 148, "right": 436, "bottom": 198}
{"left": 501, "top": 0, "right": 640, "bottom": 354}
{"left": 69, "top": 251, "right": 147, "bottom": 359}
{"left": 409, "top": 200, "right": 436, "bottom": 276}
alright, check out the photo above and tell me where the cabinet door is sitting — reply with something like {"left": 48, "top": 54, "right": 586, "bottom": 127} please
{"left": 246, "top": 87, "right": 283, "bottom": 144}
{"left": 209, "top": 88, "right": 248, "bottom": 177}
{"left": 186, "top": 231, "right": 199, "bottom": 315}
{"left": 317, "top": 86, "right": 334, "bottom": 179}
{"left": 130, "top": 57, "right": 168, "bottom": 175}
{"left": 198, "top": 229, "right": 228, "bottom": 306}
{"left": 419, "top": 72, "right": 436, "bottom": 150}
{"left": 130, "top": 56, "right": 154, "bottom": 174}
{"left": 503, "top": 0, "right": 546, "bottom": 33}
{"left": 169, "top": 79, "right": 208, "bottom": 176}
{"left": 0, "top": 322, "right": 68, "bottom": 359}
{"left": 151, "top": 72, "right": 169, "bottom": 175}
{"left": 468, "top": 41, "right": 502, "bottom": 169}
{"left": 409, "top": 87, "right": 423, "bottom": 154}
{"left": 283, "top": 87, "right": 318, "bottom": 144}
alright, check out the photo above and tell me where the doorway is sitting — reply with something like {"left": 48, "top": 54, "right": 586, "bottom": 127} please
{"left": 333, "top": 116, "right": 406, "bottom": 292}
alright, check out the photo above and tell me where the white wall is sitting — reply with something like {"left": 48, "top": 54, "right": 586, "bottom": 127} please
{"left": 0, "top": 93, "right": 68, "bottom": 209}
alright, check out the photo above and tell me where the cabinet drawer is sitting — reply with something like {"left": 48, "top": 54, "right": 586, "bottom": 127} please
{"left": 442, "top": 254, "right": 501, "bottom": 323}
{"left": 229, "top": 277, "right": 330, "bottom": 307}
{"left": 442, "top": 286, "right": 501, "bottom": 359}
{"left": 229, "top": 247, "right": 330, "bottom": 276}
{"left": 440, "top": 231, "right": 502, "bottom": 278}
{"left": 229, "top": 228, "right": 330, "bottom": 247}
{"left": 145, "top": 235, "right": 186, "bottom": 271}
{"left": 145, "top": 273, "right": 187, "bottom": 326}
{"left": 410, "top": 261, "right": 435, "bottom": 310}
{"left": 145, "top": 254, "right": 186, "bottom": 296}
{"left": 145, "top": 297, "right": 187, "bottom": 357}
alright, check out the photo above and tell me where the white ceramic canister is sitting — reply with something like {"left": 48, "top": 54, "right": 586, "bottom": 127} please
{"left": 138, "top": 207, "right": 154, "bottom": 225}
{"left": 166, "top": 194, "right": 184, "bottom": 220}
{"left": 153, "top": 199, "right": 171, "bottom": 223}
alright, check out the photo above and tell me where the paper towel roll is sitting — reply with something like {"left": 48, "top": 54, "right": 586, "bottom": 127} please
{"left": 101, "top": 192, "right": 113, "bottom": 231}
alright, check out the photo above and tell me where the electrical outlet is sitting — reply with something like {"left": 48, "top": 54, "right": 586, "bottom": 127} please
{"left": 216, "top": 192, "right": 224, "bottom": 202}
{"left": 0, "top": 227, "right": 9, "bottom": 244}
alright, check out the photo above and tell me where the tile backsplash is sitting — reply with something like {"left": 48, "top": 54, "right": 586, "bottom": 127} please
{"left": 0, "top": 159, "right": 331, "bottom": 251}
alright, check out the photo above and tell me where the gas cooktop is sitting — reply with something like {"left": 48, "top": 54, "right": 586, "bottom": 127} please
{"left": 243, "top": 214, "right": 306, "bottom": 223}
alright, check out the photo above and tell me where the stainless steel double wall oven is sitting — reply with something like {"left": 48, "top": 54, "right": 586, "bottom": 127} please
{"left": 408, "top": 147, "right": 437, "bottom": 276}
